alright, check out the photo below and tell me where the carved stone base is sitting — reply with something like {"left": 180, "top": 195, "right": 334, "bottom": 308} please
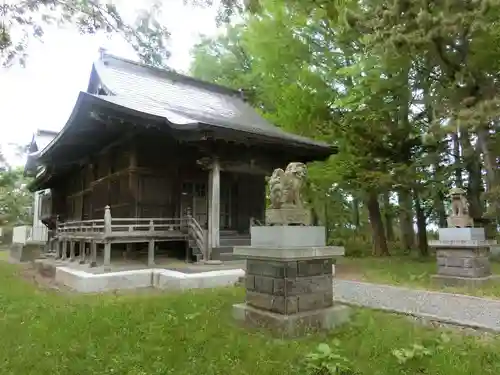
{"left": 265, "top": 208, "right": 312, "bottom": 226}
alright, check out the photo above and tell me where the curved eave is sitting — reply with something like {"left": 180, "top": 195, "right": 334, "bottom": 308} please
{"left": 90, "top": 94, "right": 337, "bottom": 160}
{"left": 38, "top": 91, "right": 336, "bottom": 166}
{"left": 27, "top": 167, "right": 49, "bottom": 192}
{"left": 37, "top": 92, "right": 90, "bottom": 161}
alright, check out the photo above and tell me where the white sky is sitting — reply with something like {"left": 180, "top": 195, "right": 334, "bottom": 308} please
{"left": 0, "top": 0, "right": 220, "bottom": 166}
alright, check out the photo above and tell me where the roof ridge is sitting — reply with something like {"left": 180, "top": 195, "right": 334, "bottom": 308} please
{"left": 99, "top": 50, "right": 244, "bottom": 98}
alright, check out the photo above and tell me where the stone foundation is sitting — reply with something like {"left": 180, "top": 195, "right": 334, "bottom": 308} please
{"left": 10, "top": 242, "right": 43, "bottom": 262}
{"left": 436, "top": 248, "right": 491, "bottom": 278}
{"left": 431, "top": 274, "right": 500, "bottom": 288}
{"left": 32, "top": 259, "right": 245, "bottom": 293}
{"left": 233, "top": 303, "right": 350, "bottom": 337}
{"left": 245, "top": 258, "right": 333, "bottom": 314}
{"left": 429, "top": 236, "right": 499, "bottom": 287}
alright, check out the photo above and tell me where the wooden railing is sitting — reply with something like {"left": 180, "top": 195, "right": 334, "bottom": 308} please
{"left": 186, "top": 214, "right": 208, "bottom": 261}
{"left": 57, "top": 205, "right": 187, "bottom": 239}
{"left": 55, "top": 205, "right": 209, "bottom": 261}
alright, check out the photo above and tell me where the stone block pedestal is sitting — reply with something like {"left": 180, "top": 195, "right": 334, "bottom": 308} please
{"left": 10, "top": 242, "right": 44, "bottom": 262}
{"left": 429, "top": 237, "right": 499, "bottom": 287}
{"left": 233, "top": 245, "right": 349, "bottom": 336}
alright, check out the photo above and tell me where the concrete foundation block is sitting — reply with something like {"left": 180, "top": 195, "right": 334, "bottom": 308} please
{"left": 156, "top": 269, "right": 244, "bottom": 290}
{"left": 55, "top": 267, "right": 154, "bottom": 293}
{"left": 438, "top": 228, "right": 485, "bottom": 241}
{"left": 234, "top": 246, "right": 344, "bottom": 260}
{"left": 232, "top": 303, "right": 351, "bottom": 337}
{"left": 251, "top": 226, "right": 326, "bottom": 248}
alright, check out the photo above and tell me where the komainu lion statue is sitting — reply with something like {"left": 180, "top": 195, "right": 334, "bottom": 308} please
{"left": 447, "top": 187, "right": 474, "bottom": 228}
{"left": 267, "top": 162, "right": 307, "bottom": 209}
{"left": 268, "top": 168, "right": 285, "bottom": 209}
{"left": 449, "top": 187, "right": 469, "bottom": 217}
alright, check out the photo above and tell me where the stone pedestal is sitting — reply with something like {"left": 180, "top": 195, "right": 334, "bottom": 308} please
{"left": 430, "top": 228, "right": 498, "bottom": 287}
{"left": 10, "top": 242, "right": 43, "bottom": 262}
{"left": 233, "top": 227, "right": 349, "bottom": 336}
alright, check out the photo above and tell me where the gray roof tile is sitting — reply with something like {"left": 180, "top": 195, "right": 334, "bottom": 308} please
{"left": 94, "top": 54, "right": 331, "bottom": 150}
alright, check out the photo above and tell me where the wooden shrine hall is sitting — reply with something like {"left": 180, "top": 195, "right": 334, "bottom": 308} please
{"left": 25, "top": 50, "right": 335, "bottom": 267}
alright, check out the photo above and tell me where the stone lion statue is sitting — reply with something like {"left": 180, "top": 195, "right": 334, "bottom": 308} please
{"left": 267, "top": 168, "right": 285, "bottom": 209}
{"left": 267, "top": 162, "right": 307, "bottom": 209}
{"left": 449, "top": 187, "right": 469, "bottom": 217}
{"left": 447, "top": 187, "right": 474, "bottom": 228}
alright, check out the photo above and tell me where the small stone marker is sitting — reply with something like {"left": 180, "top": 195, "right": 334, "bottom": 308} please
{"left": 232, "top": 162, "right": 350, "bottom": 337}
{"left": 429, "top": 188, "right": 498, "bottom": 287}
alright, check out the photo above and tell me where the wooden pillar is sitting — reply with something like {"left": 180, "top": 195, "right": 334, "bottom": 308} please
{"left": 124, "top": 243, "right": 133, "bottom": 260}
{"left": 148, "top": 240, "right": 155, "bottom": 267}
{"left": 128, "top": 140, "right": 138, "bottom": 218}
{"left": 69, "top": 241, "right": 76, "bottom": 262}
{"left": 61, "top": 240, "right": 67, "bottom": 260}
{"left": 55, "top": 239, "right": 61, "bottom": 259}
{"left": 104, "top": 205, "right": 112, "bottom": 269}
{"left": 148, "top": 220, "right": 155, "bottom": 266}
{"left": 207, "top": 159, "right": 221, "bottom": 260}
{"left": 79, "top": 240, "right": 86, "bottom": 264}
{"left": 90, "top": 241, "right": 97, "bottom": 268}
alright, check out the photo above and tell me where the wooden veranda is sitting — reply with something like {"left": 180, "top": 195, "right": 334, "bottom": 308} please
{"left": 54, "top": 205, "right": 207, "bottom": 268}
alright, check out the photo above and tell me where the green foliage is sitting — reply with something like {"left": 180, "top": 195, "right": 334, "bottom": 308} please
{"left": 392, "top": 343, "right": 432, "bottom": 365}
{"left": 1, "top": 258, "right": 500, "bottom": 375}
{"left": 0, "top": 0, "right": 170, "bottom": 67}
{"left": 304, "top": 341, "right": 358, "bottom": 375}
{"left": 191, "top": 0, "right": 500, "bottom": 252}
{"left": 0, "top": 168, "right": 33, "bottom": 226}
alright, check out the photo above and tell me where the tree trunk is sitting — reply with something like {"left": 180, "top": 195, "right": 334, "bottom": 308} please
{"left": 451, "top": 131, "right": 463, "bottom": 187}
{"left": 382, "top": 192, "right": 394, "bottom": 241}
{"left": 477, "top": 125, "right": 499, "bottom": 223}
{"left": 434, "top": 189, "right": 447, "bottom": 228}
{"left": 366, "top": 191, "right": 389, "bottom": 256}
{"left": 461, "top": 129, "right": 484, "bottom": 219}
{"left": 352, "top": 197, "right": 361, "bottom": 230}
{"left": 414, "top": 189, "right": 429, "bottom": 257}
{"left": 398, "top": 189, "right": 414, "bottom": 251}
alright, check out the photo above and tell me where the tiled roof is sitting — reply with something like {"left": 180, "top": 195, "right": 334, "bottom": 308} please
{"left": 93, "top": 53, "right": 332, "bottom": 150}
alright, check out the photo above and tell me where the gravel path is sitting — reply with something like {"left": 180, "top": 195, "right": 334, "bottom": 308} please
{"left": 333, "top": 280, "right": 500, "bottom": 332}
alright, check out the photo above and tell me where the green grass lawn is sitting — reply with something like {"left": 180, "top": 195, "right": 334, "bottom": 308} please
{"left": 336, "top": 255, "right": 500, "bottom": 298}
{"left": 1, "top": 261, "right": 500, "bottom": 374}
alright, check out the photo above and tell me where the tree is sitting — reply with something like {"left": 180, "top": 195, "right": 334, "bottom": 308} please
{"left": 191, "top": 2, "right": 405, "bottom": 255}
{"left": 191, "top": 0, "right": 500, "bottom": 258}
{"left": 0, "top": 168, "right": 33, "bottom": 226}
{"left": 0, "top": 0, "right": 170, "bottom": 67}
